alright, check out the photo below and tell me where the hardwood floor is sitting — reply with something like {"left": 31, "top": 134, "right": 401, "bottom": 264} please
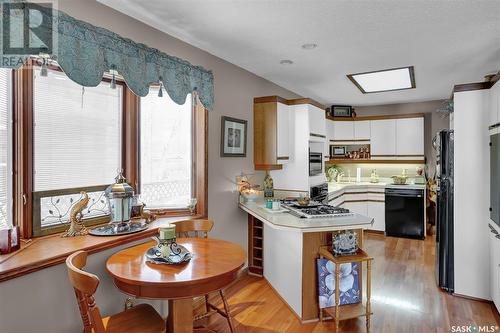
{"left": 203, "top": 233, "right": 499, "bottom": 332}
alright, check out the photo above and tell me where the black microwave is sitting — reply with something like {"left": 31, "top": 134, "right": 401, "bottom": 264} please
{"left": 309, "top": 151, "right": 323, "bottom": 176}
{"left": 330, "top": 145, "right": 346, "bottom": 158}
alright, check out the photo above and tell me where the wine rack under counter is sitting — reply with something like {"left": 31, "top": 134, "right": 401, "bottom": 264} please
{"left": 248, "top": 214, "right": 264, "bottom": 276}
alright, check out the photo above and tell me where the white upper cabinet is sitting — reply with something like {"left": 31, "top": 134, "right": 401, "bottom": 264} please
{"left": 332, "top": 121, "right": 354, "bottom": 141}
{"left": 395, "top": 117, "right": 424, "bottom": 156}
{"left": 489, "top": 223, "right": 500, "bottom": 312}
{"left": 490, "top": 82, "right": 500, "bottom": 127}
{"left": 326, "top": 120, "right": 335, "bottom": 142}
{"left": 370, "top": 119, "right": 396, "bottom": 157}
{"left": 308, "top": 105, "right": 326, "bottom": 138}
{"left": 326, "top": 116, "right": 423, "bottom": 159}
{"left": 354, "top": 120, "right": 371, "bottom": 140}
{"left": 325, "top": 121, "right": 335, "bottom": 160}
{"left": 276, "top": 102, "right": 290, "bottom": 161}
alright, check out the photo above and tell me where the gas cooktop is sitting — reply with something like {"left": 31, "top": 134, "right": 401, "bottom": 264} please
{"left": 280, "top": 200, "right": 353, "bottom": 219}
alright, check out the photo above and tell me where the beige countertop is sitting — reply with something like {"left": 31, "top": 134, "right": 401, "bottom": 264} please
{"left": 239, "top": 198, "right": 373, "bottom": 233}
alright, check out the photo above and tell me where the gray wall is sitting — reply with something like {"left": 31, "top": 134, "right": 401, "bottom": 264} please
{"left": 0, "top": 1, "right": 299, "bottom": 332}
{"left": 354, "top": 100, "right": 450, "bottom": 177}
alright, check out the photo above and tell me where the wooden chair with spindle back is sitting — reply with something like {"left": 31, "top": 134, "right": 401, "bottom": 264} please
{"left": 173, "top": 219, "right": 214, "bottom": 239}
{"left": 171, "top": 219, "right": 236, "bottom": 333}
{"left": 66, "top": 250, "right": 166, "bottom": 333}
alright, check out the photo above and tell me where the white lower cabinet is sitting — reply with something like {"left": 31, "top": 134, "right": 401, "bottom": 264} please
{"left": 333, "top": 191, "right": 385, "bottom": 232}
{"left": 367, "top": 201, "right": 385, "bottom": 232}
{"left": 343, "top": 201, "right": 368, "bottom": 216}
{"left": 489, "top": 223, "right": 500, "bottom": 311}
{"left": 329, "top": 197, "right": 343, "bottom": 208}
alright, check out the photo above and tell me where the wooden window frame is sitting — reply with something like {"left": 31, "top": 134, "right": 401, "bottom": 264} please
{"left": 136, "top": 92, "right": 208, "bottom": 218}
{"left": 12, "top": 59, "right": 208, "bottom": 239}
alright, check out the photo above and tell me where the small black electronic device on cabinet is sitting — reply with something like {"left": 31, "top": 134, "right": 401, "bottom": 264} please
{"left": 330, "top": 105, "right": 353, "bottom": 118}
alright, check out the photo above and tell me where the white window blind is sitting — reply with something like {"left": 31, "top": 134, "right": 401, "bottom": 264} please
{"left": 33, "top": 67, "right": 122, "bottom": 192}
{"left": 0, "top": 69, "right": 12, "bottom": 230}
{"left": 140, "top": 89, "right": 192, "bottom": 208}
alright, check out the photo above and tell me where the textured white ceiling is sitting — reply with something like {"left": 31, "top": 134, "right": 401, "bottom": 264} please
{"left": 98, "top": 0, "right": 500, "bottom": 106}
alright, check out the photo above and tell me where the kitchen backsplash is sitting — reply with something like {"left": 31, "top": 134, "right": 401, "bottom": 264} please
{"left": 327, "top": 163, "right": 426, "bottom": 180}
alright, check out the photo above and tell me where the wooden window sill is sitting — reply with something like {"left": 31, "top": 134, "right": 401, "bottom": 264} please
{"left": 0, "top": 215, "right": 202, "bottom": 283}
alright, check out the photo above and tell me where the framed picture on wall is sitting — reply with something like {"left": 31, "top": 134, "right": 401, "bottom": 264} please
{"left": 220, "top": 116, "right": 247, "bottom": 157}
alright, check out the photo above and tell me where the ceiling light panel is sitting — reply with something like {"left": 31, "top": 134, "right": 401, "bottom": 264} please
{"left": 347, "top": 66, "right": 415, "bottom": 93}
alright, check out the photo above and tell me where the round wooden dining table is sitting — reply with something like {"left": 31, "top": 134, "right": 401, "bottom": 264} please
{"left": 106, "top": 238, "right": 246, "bottom": 333}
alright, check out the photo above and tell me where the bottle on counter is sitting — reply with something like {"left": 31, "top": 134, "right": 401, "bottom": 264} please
{"left": 263, "top": 171, "right": 274, "bottom": 198}
{"left": 402, "top": 168, "right": 408, "bottom": 177}
{"left": 370, "top": 169, "right": 379, "bottom": 183}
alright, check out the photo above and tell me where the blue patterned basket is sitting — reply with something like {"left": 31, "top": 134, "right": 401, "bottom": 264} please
{"left": 316, "top": 259, "right": 360, "bottom": 308}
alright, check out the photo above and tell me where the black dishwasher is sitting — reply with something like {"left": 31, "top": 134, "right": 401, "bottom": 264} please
{"left": 385, "top": 188, "right": 425, "bottom": 239}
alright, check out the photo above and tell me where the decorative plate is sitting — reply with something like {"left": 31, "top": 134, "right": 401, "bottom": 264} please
{"left": 145, "top": 244, "right": 192, "bottom": 265}
{"left": 89, "top": 222, "right": 148, "bottom": 236}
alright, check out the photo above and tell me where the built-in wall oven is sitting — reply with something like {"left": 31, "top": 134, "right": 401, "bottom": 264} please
{"left": 309, "top": 151, "right": 323, "bottom": 176}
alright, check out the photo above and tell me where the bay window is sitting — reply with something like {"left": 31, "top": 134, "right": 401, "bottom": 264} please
{"left": 8, "top": 59, "right": 207, "bottom": 238}
{"left": 0, "top": 69, "right": 12, "bottom": 230}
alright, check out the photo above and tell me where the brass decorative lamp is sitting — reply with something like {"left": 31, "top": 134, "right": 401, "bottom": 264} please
{"left": 105, "top": 170, "right": 134, "bottom": 232}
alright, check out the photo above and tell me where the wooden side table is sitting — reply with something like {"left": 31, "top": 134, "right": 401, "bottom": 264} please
{"left": 318, "top": 246, "right": 374, "bottom": 332}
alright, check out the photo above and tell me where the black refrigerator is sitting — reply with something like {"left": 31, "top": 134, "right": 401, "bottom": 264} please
{"left": 435, "top": 130, "right": 454, "bottom": 292}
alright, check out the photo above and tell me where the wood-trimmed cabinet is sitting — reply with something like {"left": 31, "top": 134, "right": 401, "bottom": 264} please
{"left": 254, "top": 96, "right": 326, "bottom": 170}
{"left": 254, "top": 100, "right": 291, "bottom": 170}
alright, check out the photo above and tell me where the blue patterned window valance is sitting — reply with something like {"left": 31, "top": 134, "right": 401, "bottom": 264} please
{"left": 0, "top": 2, "right": 214, "bottom": 110}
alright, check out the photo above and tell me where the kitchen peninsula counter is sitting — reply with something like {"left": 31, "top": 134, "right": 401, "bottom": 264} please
{"left": 239, "top": 197, "right": 373, "bottom": 322}
{"left": 239, "top": 198, "right": 373, "bottom": 232}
